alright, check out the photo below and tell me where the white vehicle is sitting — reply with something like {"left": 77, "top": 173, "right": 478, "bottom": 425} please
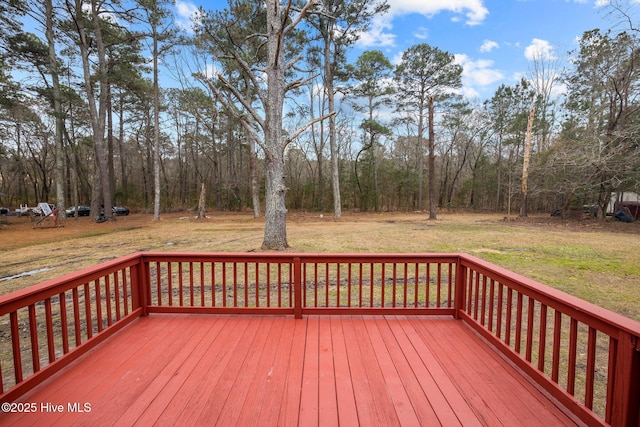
{"left": 15, "top": 204, "right": 31, "bottom": 216}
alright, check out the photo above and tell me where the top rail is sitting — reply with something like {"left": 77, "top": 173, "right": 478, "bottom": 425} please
{"left": 140, "top": 252, "right": 460, "bottom": 316}
{"left": 0, "top": 251, "right": 638, "bottom": 426}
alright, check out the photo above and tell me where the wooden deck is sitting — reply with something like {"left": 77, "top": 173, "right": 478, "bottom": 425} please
{"left": 1, "top": 314, "right": 579, "bottom": 426}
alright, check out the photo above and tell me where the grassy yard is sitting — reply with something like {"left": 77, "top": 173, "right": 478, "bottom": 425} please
{"left": 1, "top": 211, "right": 639, "bottom": 321}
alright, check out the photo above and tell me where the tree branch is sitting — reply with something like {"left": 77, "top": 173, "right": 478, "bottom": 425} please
{"left": 285, "top": 111, "right": 336, "bottom": 147}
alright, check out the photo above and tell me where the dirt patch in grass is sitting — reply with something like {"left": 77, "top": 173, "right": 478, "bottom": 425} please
{"left": 1, "top": 211, "right": 639, "bottom": 320}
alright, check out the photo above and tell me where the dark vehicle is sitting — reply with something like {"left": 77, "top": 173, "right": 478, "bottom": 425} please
{"left": 614, "top": 201, "right": 640, "bottom": 221}
{"left": 112, "top": 206, "right": 130, "bottom": 216}
{"left": 66, "top": 205, "right": 91, "bottom": 217}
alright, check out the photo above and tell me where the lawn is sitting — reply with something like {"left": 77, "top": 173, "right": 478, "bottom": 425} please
{"left": 1, "top": 211, "right": 639, "bottom": 321}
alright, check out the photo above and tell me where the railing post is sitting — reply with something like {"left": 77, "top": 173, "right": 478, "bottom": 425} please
{"left": 293, "top": 257, "right": 302, "bottom": 319}
{"left": 131, "top": 255, "right": 149, "bottom": 317}
{"left": 454, "top": 257, "right": 467, "bottom": 319}
{"left": 611, "top": 332, "right": 640, "bottom": 426}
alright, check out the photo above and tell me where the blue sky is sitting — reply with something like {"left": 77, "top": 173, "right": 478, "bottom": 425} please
{"left": 174, "top": 0, "right": 619, "bottom": 101}
{"left": 353, "top": 0, "right": 615, "bottom": 99}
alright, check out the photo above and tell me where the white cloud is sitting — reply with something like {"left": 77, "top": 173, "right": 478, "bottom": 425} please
{"left": 356, "top": 14, "right": 396, "bottom": 48}
{"left": 524, "top": 39, "right": 556, "bottom": 60}
{"left": 357, "top": 0, "right": 488, "bottom": 48}
{"left": 455, "top": 54, "right": 504, "bottom": 87}
{"left": 391, "top": 52, "right": 404, "bottom": 66}
{"left": 479, "top": 40, "right": 499, "bottom": 53}
{"left": 454, "top": 54, "right": 504, "bottom": 99}
{"left": 82, "top": 3, "right": 118, "bottom": 24}
{"left": 387, "top": 0, "right": 489, "bottom": 26}
{"left": 459, "top": 86, "right": 481, "bottom": 99}
{"left": 413, "top": 27, "right": 429, "bottom": 40}
{"left": 175, "top": 1, "right": 201, "bottom": 34}
{"left": 550, "top": 81, "right": 568, "bottom": 98}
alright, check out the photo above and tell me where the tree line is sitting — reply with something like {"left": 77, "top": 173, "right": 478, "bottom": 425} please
{"left": 0, "top": 0, "right": 639, "bottom": 248}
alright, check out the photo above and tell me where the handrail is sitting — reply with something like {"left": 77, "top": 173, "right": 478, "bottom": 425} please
{"left": 457, "top": 254, "right": 640, "bottom": 427}
{"left": 0, "top": 251, "right": 638, "bottom": 426}
{"left": 0, "top": 253, "right": 145, "bottom": 403}
{"left": 458, "top": 254, "right": 640, "bottom": 337}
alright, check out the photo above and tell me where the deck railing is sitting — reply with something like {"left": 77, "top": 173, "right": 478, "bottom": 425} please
{"left": 142, "top": 253, "right": 459, "bottom": 317}
{"left": 457, "top": 255, "right": 640, "bottom": 427}
{"left": 1, "top": 252, "right": 638, "bottom": 426}
{"left": 0, "top": 253, "right": 145, "bottom": 403}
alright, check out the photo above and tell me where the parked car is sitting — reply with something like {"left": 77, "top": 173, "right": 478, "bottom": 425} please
{"left": 66, "top": 205, "right": 91, "bottom": 217}
{"left": 614, "top": 201, "right": 640, "bottom": 221}
{"left": 112, "top": 206, "right": 130, "bottom": 216}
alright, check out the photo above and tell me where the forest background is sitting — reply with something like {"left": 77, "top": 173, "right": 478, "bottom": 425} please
{"left": 0, "top": 0, "right": 639, "bottom": 245}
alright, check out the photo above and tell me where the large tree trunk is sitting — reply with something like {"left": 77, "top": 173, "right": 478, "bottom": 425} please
{"left": 45, "top": 0, "right": 65, "bottom": 219}
{"left": 520, "top": 102, "right": 535, "bottom": 217}
{"left": 324, "top": 35, "right": 341, "bottom": 219}
{"left": 261, "top": 113, "right": 288, "bottom": 249}
{"left": 107, "top": 84, "right": 115, "bottom": 196}
{"left": 262, "top": 152, "right": 288, "bottom": 249}
{"left": 75, "top": 0, "right": 112, "bottom": 220}
{"left": 496, "top": 131, "right": 503, "bottom": 210}
{"left": 207, "top": 0, "right": 320, "bottom": 247}
{"left": 428, "top": 96, "right": 437, "bottom": 220}
{"left": 196, "top": 182, "right": 206, "bottom": 219}
{"left": 153, "top": 21, "right": 161, "bottom": 220}
{"left": 417, "top": 108, "right": 425, "bottom": 211}
{"left": 118, "top": 92, "right": 128, "bottom": 196}
{"left": 261, "top": 0, "right": 289, "bottom": 250}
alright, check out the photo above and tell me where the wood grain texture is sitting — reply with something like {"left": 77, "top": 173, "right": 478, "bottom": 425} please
{"left": 1, "top": 314, "right": 579, "bottom": 426}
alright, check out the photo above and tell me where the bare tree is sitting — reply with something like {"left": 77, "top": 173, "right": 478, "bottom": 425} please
{"left": 521, "top": 51, "right": 560, "bottom": 217}
{"left": 394, "top": 44, "right": 462, "bottom": 220}
{"left": 604, "top": 0, "right": 639, "bottom": 34}
{"left": 200, "top": 0, "right": 331, "bottom": 250}
{"left": 520, "top": 101, "right": 535, "bottom": 217}
{"left": 43, "top": 0, "right": 66, "bottom": 219}
{"left": 564, "top": 29, "right": 640, "bottom": 219}
{"left": 67, "top": 0, "right": 113, "bottom": 220}
{"left": 306, "top": 0, "right": 389, "bottom": 218}
{"left": 139, "top": 0, "right": 176, "bottom": 220}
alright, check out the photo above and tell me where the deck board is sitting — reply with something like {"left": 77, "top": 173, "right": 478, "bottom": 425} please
{"left": 277, "top": 314, "right": 307, "bottom": 427}
{"left": 329, "top": 317, "right": 359, "bottom": 426}
{"left": 299, "top": 315, "right": 320, "bottom": 426}
{"left": 372, "top": 317, "right": 441, "bottom": 426}
{"left": 195, "top": 316, "right": 269, "bottom": 425}
{"left": 341, "top": 316, "right": 387, "bottom": 426}
{"left": 363, "top": 317, "right": 420, "bottom": 426}
{"left": 409, "top": 316, "right": 572, "bottom": 426}
{"left": 390, "top": 316, "right": 474, "bottom": 426}
{"left": 1, "top": 314, "right": 579, "bottom": 426}
{"left": 317, "top": 316, "right": 339, "bottom": 427}
{"left": 156, "top": 316, "right": 252, "bottom": 426}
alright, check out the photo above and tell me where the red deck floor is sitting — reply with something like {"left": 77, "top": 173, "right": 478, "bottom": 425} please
{"left": 1, "top": 314, "right": 580, "bottom": 426}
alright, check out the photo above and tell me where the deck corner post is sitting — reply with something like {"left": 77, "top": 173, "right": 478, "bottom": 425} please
{"left": 454, "top": 257, "right": 467, "bottom": 319}
{"left": 132, "top": 256, "right": 149, "bottom": 317}
{"left": 293, "top": 257, "right": 302, "bottom": 319}
{"left": 611, "top": 332, "right": 640, "bottom": 426}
